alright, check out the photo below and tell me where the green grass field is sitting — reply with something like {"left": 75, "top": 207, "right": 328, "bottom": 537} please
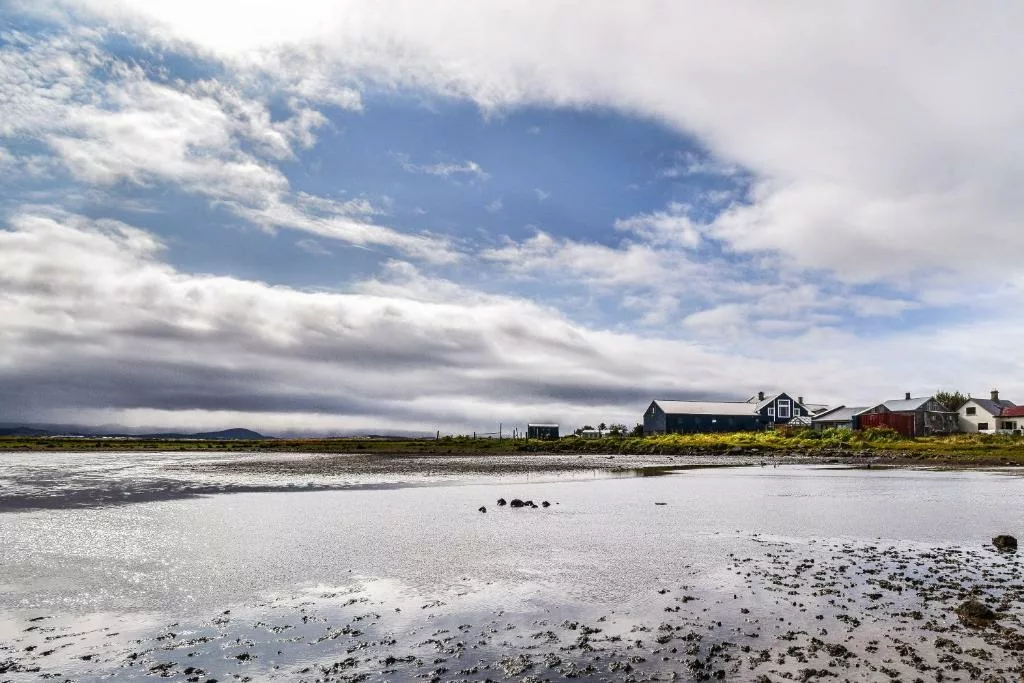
{"left": 2, "top": 427, "right": 1024, "bottom": 464}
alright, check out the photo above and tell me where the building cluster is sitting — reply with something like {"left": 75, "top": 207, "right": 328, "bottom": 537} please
{"left": 525, "top": 389, "right": 1023, "bottom": 441}
{"left": 643, "top": 390, "right": 1021, "bottom": 438}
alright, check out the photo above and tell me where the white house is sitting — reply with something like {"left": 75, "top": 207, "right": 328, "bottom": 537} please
{"left": 958, "top": 390, "right": 1016, "bottom": 433}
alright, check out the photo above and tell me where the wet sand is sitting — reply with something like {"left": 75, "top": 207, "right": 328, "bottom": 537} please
{"left": 2, "top": 537, "right": 1022, "bottom": 681}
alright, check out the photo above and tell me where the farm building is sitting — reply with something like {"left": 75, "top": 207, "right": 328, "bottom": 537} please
{"left": 811, "top": 405, "right": 870, "bottom": 431}
{"left": 858, "top": 393, "right": 959, "bottom": 437}
{"left": 643, "top": 400, "right": 767, "bottom": 435}
{"left": 527, "top": 424, "right": 559, "bottom": 440}
{"left": 958, "top": 390, "right": 1015, "bottom": 433}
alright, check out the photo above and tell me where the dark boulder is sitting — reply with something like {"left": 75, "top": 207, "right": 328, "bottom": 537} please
{"left": 478, "top": 506, "right": 486, "bottom": 513}
{"left": 541, "top": 501, "right": 550, "bottom": 508}
{"left": 993, "top": 534, "right": 1017, "bottom": 551}
{"left": 510, "top": 499, "right": 526, "bottom": 508}
{"left": 497, "top": 498, "right": 507, "bottom": 506}
{"left": 956, "top": 599, "right": 996, "bottom": 627}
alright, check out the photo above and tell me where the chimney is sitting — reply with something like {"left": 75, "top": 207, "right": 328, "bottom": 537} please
{"left": 758, "top": 391, "right": 765, "bottom": 401}
{"left": 905, "top": 392, "right": 911, "bottom": 401}
{"left": 992, "top": 389, "right": 1000, "bottom": 402}
{"left": 798, "top": 396, "right": 804, "bottom": 405}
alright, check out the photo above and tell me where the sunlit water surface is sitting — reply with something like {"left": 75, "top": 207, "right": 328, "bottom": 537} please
{"left": 2, "top": 454, "right": 1023, "bottom": 680}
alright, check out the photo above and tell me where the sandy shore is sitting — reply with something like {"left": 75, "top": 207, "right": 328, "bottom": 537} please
{"left": 3, "top": 536, "right": 1022, "bottom": 681}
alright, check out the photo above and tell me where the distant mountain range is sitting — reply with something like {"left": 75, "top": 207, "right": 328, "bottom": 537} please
{"left": 0, "top": 425, "right": 267, "bottom": 440}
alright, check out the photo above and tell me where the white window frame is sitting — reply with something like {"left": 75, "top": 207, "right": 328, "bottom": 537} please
{"left": 777, "top": 399, "right": 791, "bottom": 419}
{"left": 768, "top": 407, "right": 775, "bottom": 418}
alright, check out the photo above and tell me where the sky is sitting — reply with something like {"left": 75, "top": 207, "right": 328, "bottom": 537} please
{"left": 3, "top": 1, "right": 1024, "bottom": 435}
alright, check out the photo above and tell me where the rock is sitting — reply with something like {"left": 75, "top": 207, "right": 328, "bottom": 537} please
{"left": 497, "top": 498, "right": 507, "bottom": 506}
{"left": 654, "top": 502, "right": 667, "bottom": 506}
{"left": 956, "top": 599, "right": 997, "bottom": 627}
{"left": 541, "top": 501, "right": 550, "bottom": 508}
{"left": 510, "top": 499, "right": 526, "bottom": 508}
{"left": 993, "top": 534, "right": 1017, "bottom": 551}
{"left": 478, "top": 506, "right": 486, "bottom": 513}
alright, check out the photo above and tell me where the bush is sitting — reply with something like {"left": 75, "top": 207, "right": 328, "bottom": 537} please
{"left": 858, "top": 426, "right": 905, "bottom": 442}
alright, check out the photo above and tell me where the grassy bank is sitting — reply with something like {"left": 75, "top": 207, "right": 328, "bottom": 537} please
{"left": 2, "top": 428, "right": 1024, "bottom": 464}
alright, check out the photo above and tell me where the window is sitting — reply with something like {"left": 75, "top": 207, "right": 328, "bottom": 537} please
{"left": 777, "top": 399, "right": 791, "bottom": 419}
{"left": 977, "top": 422, "right": 989, "bottom": 431}
{"left": 1003, "top": 421, "right": 1017, "bottom": 431}
{"left": 768, "top": 407, "right": 775, "bottom": 418}
{"left": 966, "top": 407, "right": 976, "bottom": 416}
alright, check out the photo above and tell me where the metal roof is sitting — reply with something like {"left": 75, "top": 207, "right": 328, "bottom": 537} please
{"left": 813, "top": 406, "right": 870, "bottom": 422}
{"left": 653, "top": 400, "right": 758, "bottom": 416}
{"left": 1000, "top": 406, "right": 1024, "bottom": 418}
{"left": 527, "top": 423, "right": 559, "bottom": 427}
{"left": 881, "top": 397, "right": 932, "bottom": 412}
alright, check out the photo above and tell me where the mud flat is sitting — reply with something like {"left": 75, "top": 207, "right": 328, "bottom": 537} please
{"left": 2, "top": 538, "right": 1023, "bottom": 681}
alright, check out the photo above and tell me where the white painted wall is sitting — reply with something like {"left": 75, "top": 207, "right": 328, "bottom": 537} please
{"left": 958, "top": 400, "right": 999, "bottom": 433}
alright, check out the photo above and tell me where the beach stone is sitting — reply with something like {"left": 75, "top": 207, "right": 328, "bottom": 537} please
{"left": 510, "top": 499, "right": 526, "bottom": 508}
{"left": 993, "top": 534, "right": 1017, "bottom": 551}
{"left": 956, "top": 599, "right": 996, "bottom": 627}
{"left": 478, "top": 506, "right": 486, "bottom": 513}
{"left": 497, "top": 498, "right": 507, "bottom": 506}
{"left": 541, "top": 501, "right": 550, "bottom": 508}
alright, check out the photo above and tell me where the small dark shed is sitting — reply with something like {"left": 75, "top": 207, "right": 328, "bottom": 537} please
{"left": 527, "top": 424, "right": 559, "bottom": 440}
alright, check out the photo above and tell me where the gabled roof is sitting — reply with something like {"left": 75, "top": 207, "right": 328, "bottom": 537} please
{"left": 812, "top": 405, "right": 870, "bottom": 422}
{"left": 966, "top": 398, "right": 1016, "bottom": 416}
{"left": 881, "top": 397, "right": 932, "bottom": 412}
{"left": 652, "top": 400, "right": 759, "bottom": 417}
{"left": 748, "top": 392, "right": 810, "bottom": 412}
{"left": 803, "top": 403, "right": 831, "bottom": 415}
{"left": 999, "top": 406, "right": 1024, "bottom": 418}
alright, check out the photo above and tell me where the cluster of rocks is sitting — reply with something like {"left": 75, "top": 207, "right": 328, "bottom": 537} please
{"left": 478, "top": 498, "right": 553, "bottom": 513}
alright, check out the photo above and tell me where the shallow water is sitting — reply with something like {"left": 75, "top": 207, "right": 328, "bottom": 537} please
{"left": 2, "top": 457, "right": 1024, "bottom": 680}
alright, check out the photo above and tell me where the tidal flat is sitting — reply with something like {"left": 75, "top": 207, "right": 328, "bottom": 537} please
{"left": 1, "top": 454, "right": 1023, "bottom": 681}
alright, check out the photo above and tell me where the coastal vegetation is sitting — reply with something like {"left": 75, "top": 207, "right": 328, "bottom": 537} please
{"left": 2, "top": 428, "right": 1024, "bottom": 464}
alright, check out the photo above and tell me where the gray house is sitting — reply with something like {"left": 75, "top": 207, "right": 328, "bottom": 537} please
{"left": 643, "top": 400, "right": 767, "bottom": 435}
{"left": 812, "top": 405, "right": 869, "bottom": 431}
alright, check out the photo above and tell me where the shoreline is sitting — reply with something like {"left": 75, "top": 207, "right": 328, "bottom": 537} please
{"left": 4, "top": 434, "right": 1024, "bottom": 470}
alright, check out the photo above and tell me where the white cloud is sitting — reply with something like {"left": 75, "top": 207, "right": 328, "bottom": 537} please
{"left": 658, "top": 152, "right": 739, "bottom": 180}
{"left": 295, "top": 238, "right": 332, "bottom": 256}
{"left": 0, "top": 24, "right": 454, "bottom": 263}
{"left": 396, "top": 154, "right": 490, "bottom": 180}
{"left": 485, "top": 199, "right": 503, "bottom": 213}
{"left": 61, "top": 1, "right": 1024, "bottom": 285}
{"left": 533, "top": 188, "right": 550, "bottom": 201}
{"left": 232, "top": 194, "right": 460, "bottom": 264}
{"left": 614, "top": 202, "right": 701, "bottom": 249}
